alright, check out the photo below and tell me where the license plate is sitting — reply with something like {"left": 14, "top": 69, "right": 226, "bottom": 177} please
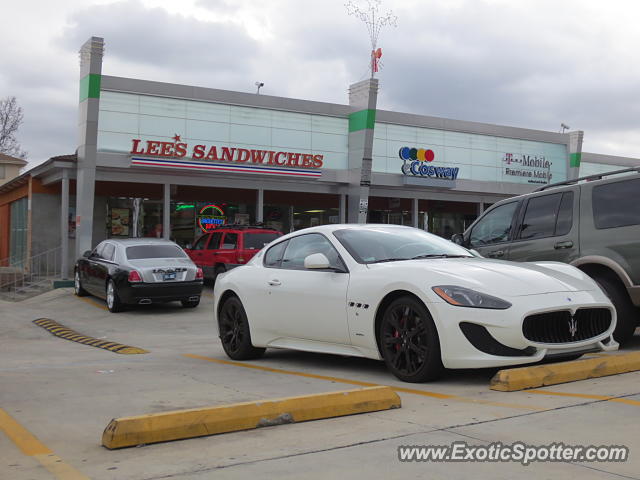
{"left": 163, "top": 273, "right": 176, "bottom": 281}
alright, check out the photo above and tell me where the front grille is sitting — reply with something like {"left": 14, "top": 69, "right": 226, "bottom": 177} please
{"left": 522, "top": 308, "right": 612, "bottom": 343}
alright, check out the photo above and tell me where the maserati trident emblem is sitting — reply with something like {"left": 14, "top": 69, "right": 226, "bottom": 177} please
{"left": 568, "top": 316, "right": 578, "bottom": 338}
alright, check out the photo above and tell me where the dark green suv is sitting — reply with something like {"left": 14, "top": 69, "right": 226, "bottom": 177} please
{"left": 454, "top": 167, "right": 640, "bottom": 344}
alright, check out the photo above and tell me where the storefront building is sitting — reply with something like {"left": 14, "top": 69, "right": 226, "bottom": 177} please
{"left": 1, "top": 36, "right": 638, "bottom": 277}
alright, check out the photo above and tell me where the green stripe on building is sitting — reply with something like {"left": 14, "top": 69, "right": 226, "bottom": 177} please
{"left": 79, "top": 73, "right": 101, "bottom": 102}
{"left": 349, "top": 109, "right": 376, "bottom": 132}
{"left": 570, "top": 152, "right": 582, "bottom": 168}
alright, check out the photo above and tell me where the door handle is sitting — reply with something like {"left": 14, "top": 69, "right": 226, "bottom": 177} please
{"left": 488, "top": 250, "right": 504, "bottom": 258}
{"left": 554, "top": 241, "right": 574, "bottom": 250}
{"left": 268, "top": 279, "right": 281, "bottom": 286}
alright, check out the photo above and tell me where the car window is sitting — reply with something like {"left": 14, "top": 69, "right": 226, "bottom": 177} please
{"left": 518, "top": 193, "right": 562, "bottom": 240}
{"left": 469, "top": 202, "right": 518, "bottom": 247}
{"left": 593, "top": 178, "right": 640, "bottom": 229}
{"left": 192, "top": 235, "right": 208, "bottom": 250}
{"left": 93, "top": 242, "right": 106, "bottom": 258}
{"left": 126, "top": 245, "right": 187, "bottom": 259}
{"left": 554, "top": 192, "right": 574, "bottom": 236}
{"left": 102, "top": 243, "right": 116, "bottom": 261}
{"left": 264, "top": 240, "right": 289, "bottom": 268}
{"left": 207, "top": 232, "right": 223, "bottom": 250}
{"left": 244, "top": 232, "right": 281, "bottom": 249}
{"left": 281, "top": 234, "right": 342, "bottom": 270}
{"left": 222, "top": 233, "right": 238, "bottom": 250}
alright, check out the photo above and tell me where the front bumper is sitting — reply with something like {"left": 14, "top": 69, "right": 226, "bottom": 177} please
{"left": 432, "top": 290, "right": 618, "bottom": 369}
{"left": 119, "top": 280, "right": 204, "bottom": 304}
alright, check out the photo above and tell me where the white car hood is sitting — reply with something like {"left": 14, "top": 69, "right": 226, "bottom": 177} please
{"left": 367, "top": 258, "right": 597, "bottom": 297}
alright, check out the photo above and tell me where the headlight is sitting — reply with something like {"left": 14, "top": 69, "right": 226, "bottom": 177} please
{"left": 432, "top": 285, "right": 512, "bottom": 310}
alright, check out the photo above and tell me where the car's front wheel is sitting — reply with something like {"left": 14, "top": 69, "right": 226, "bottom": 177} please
{"left": 379, "top": 296, "right": 443, "bottom": 382}
{"left": 74, "top": 269, "right": 88, "bottom": 297}
{"left": 106, "top": 279, "right": 125, "bottom": 313}
{"left": 218, "top": 296, "right": 265, "bottom": 360}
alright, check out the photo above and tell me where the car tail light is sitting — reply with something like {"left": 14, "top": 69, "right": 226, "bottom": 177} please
{"left": 195, "top": 267, "right": 204, "bottom": 280}
{"left": 128, "top": 270, "right": 143, "bottom": 283}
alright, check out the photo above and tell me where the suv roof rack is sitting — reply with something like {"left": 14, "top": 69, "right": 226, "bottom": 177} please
{"left": 533, "top": 166, "right": 640, "bottom": 192}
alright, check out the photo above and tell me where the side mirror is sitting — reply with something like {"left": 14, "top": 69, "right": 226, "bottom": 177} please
{"left": 304, "top": 253, "right": 330, "bottom": 269}
{"left": 83, "top": 250, "right": 92, "bottom": 258}
{"left": 451, "top": 233, "right": 465, "bottom": 246}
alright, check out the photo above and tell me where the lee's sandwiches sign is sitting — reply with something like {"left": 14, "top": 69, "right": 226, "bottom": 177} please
{"left": 129, "top": 135, "right": 323, "bottom": 178}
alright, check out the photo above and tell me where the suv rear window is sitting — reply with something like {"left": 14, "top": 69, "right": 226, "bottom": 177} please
{"left": 126, "top": 245, "right": 187, "bottom": 259}
{"left": 244, "top": 232, "right": 281, "bottom": 250}
{"left": 593, "top": 178, "right": 640, "bottom": 229}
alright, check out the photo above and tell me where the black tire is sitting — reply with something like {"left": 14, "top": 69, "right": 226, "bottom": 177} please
{"left": 181, "top": 298, "right": 200, "bottom": 308}
{"left": 106, "top": 279, "right": 125, "bottom": 313}
{"left": 74, "top": 269, "right": 88, "bottom": 297}
{"left": 378, "top": 296, "right": 444, "bottom": 382}
{"left": 594, "top": 274, "right": 637, "bottom": 345}
{"left": 218, "top": 296, "right": 265, "bottom": 360}
{"left": 213, "top": 265, "right": 226, "bottom": 285}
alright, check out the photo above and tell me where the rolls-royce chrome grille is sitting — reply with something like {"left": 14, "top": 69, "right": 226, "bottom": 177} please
{"left": 522, "top": 308, "right": 612, "bottom": 343}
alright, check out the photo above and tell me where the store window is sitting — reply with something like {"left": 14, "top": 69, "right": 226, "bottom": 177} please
{"left": 106, "top": 198, "right": 163, "bottom": 239}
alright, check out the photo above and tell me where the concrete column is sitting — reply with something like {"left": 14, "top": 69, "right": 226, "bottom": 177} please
{"left": 412, "top": 198, "right": 419, "bottom": 228}
{"left": 339, "top": 193, "right": 346, "bottom": 223}
{"left": 75, "top": 37, "right": 104, "bottom": 257}
{"left": 60, "top": 169, "right": 70, "bottom": 279}
{"left": 568, "top": 131, "right": 584, "bottom": 180}
{"left": 163, "top": 183, "right": 170, "bottom": 240}
{"left": 256, "top": 188, "right": 264, "bottom": 223}
{"left": 347, "top": 78, "right": 379, "bottom": 223}
{"left": 477, "top": 202, "right": 485, "bottom": 216}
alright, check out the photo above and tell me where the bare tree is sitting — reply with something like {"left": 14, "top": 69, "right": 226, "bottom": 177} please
{"left": 0, "top": 96, "right": 27, "bottom": 159}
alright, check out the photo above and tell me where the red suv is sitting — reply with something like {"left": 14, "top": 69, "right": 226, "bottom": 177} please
{"left": 184, "top": 226, "right": 283, "bottom": 281}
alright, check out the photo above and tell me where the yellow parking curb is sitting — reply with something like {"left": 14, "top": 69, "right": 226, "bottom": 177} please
{"left": 490, "top": 352, "right": 640, "bottom": 392}
{"left": 102, "top": 386, "right": 401, "bottom": 449}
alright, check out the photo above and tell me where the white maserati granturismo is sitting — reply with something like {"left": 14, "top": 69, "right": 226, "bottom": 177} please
{"left": 213, "top": 224, "right": 618, "bottom": 382}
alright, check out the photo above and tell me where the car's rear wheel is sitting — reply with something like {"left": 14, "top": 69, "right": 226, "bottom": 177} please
{"left": 594, "top": 274, "right": 637, "bottom": 345}
{"left": 218, "top": 296, "right": 265, "bottom": 360}
{"left": 74, "top": 269, "right": 88, "bottom": 297}
{"left": 106, "top": 279, "right": 125, "bottom": 313}
{"left": 379, "top": 296, "right": 443, "bottom": 382}
{"left": 181, "top": 298, "right": 200, "bottom": 308}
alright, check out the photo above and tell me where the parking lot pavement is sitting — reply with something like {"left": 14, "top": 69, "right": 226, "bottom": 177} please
{"left": 2, "top": 288, "right": 640, "bottom": 479}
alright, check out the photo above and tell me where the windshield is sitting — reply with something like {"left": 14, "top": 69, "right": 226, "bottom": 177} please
{"left": 333, "top": 227, "right": 473, "bottom": 264}
{"left": 126, "top": 244, "right": 187, "bottom": 260}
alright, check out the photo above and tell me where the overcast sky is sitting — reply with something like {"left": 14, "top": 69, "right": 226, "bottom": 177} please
{"left": 2, "top": 0, "right": 640, "bottom": 167}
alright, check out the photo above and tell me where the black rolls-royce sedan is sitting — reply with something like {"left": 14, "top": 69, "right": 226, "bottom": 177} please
{"left": 74, "top": 239, "right": 204, "bottom": 313}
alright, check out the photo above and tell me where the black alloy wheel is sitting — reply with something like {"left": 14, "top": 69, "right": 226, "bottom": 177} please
{"left": 218, "top": 296, "right": 265, "bottom": 360}
{"left": 379, "top": 296, "right": 443, "bottom": 382}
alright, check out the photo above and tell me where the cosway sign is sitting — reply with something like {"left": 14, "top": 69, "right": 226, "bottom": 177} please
{"left": 399, "top": 146, "right": 459, "bottom": 181}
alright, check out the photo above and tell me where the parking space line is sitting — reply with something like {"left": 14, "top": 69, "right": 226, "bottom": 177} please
{"left": 0, "top": 408, "right": 88, "bottom": 480}
{"left": 76, "top": 296, "right": 108, "bottom": 311}
{"left": 183, "top": 354, "right": 544, "bottom": 411}
{"left": 527, "top": 389, "right": 640, "bottom": 406}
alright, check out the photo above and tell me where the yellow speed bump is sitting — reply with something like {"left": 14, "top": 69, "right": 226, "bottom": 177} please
{"left": 102, "top": 386, "right": 401, "bottom": 449}
{"left": 490, "top": 352, "right": 640, "bottom": 392}
{"left": 33, "top": 318, "right": 148, "bottom": 355}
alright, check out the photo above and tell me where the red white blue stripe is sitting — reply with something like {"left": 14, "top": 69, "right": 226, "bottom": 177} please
{"left": 130, "top": 157, "right": 322, "bottom": 178}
